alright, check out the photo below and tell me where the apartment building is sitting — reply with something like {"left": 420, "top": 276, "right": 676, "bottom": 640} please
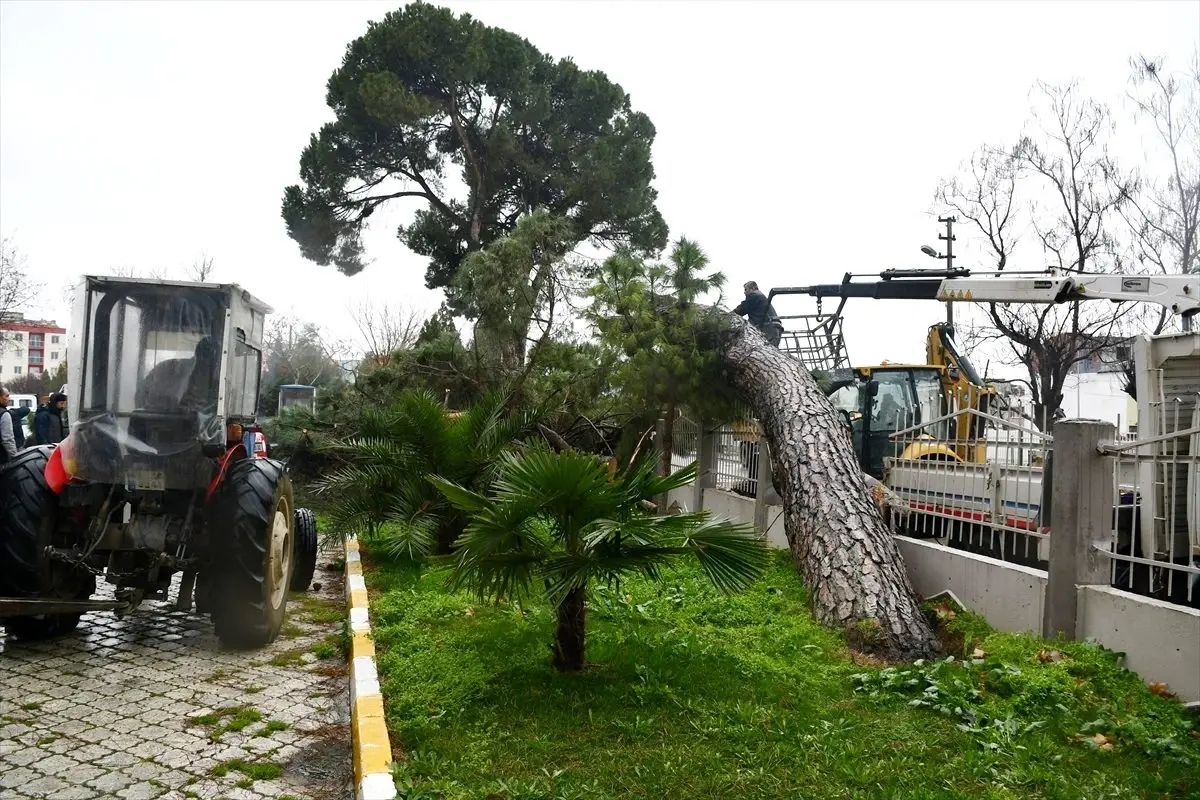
{"left": 0, "top": 313, "right": 68, "bottom": 380}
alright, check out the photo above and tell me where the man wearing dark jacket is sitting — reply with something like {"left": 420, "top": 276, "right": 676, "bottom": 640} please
{"left": 10, "top": 405, "right": 31, "bottom": 449}
{"left": 34, "top": 392, "right": 68, "bottom": 445}
{"left": 733, "top": 281, "right": 784, "bottom": 347}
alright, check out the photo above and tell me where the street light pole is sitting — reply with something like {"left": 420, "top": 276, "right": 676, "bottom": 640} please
{"left": 938, "top": 215, "right": 956, "bottom": 327}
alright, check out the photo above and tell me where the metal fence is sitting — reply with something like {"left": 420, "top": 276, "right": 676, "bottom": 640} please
{"left": 670, "top": 414, "right": 700, "bottom": 474}
{"left": 1101, "top": 418, "right": 1200, "bottom": 608}
{"left": 884, "top": 407, "right": 1052, "bottom": 567}
{"left": 670, "top": 406, "right": 1200, "bottom": 611}
{"left": 670, "top": 407, "right": 759, "bottom": 494}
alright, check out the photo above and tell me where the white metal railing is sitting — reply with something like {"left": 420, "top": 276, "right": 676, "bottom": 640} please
{"left": 715, "top": 417, "right": 758, "bottom": 494}
{"left": 669, "top": 414, "right": 700, "bottom": 473}
{"left": 1101, "top": 419, "right": 1200, "bottom": 607}
{"left": 885, "top": 407, "right": 1053, "bottom": 566}
{"left": 673, "top": 407, "right": 759, "bottom": 494}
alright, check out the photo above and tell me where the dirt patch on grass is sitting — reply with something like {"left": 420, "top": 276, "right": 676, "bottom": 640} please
{"left": 283, "top": 721, "right": 354, "bottom": 800}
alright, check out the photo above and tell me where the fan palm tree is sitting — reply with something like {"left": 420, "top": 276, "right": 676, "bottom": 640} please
{"left": 315, "top": 389, "right": 545, "bottom": 558}
{"left": 429, "top": 448, "right": 769, "bottom": 672}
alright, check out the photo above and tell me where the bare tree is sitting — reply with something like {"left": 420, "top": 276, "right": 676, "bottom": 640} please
{"left": 1120, "top": 53, "right": 1200, "bottom": 333}
{"left": 350, "top": 300, "right": 424, "bottom": 367}
{"left": 0, "top": 238, "right": 43, "bottom": 353}
{"left": 263, "top": 314, "right": 354, "bottom": 388}
{"left": 937, "top": 82, "right": 1138, "bottom": 429}
{"left": 185, "top": 254, "right": 217, "bottom": 282}
{"left": 105, "top": 264, "right": 169, "bottom": 279}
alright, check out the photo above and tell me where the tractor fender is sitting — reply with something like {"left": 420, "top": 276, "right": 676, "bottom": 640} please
{"left": 43, "top": 436, "right": 76, "bottom": 494}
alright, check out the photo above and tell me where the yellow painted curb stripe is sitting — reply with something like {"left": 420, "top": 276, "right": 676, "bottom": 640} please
{"left": 345, "top": 535, "right": 398, "bottom": 800}
{"left": 352, "top": 630, "right": 376, "bottom": 660}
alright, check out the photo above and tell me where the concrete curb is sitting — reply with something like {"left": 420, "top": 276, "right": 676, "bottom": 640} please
{"left": 345, "top": 536, "right": 399, "bottom": 800}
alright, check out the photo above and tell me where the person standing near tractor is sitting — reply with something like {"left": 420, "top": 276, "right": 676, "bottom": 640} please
{"left": 34, "top": 391, "right": 68, "bottom": 445}
{"left": 0, "top": 386, "right": 18, "bottom": 464}
{"left": 733, "top": 281, "right": 785, "bottom": 347}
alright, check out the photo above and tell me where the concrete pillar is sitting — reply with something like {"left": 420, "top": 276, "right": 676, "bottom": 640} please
{"left": 693, "top": 421, "right": 716, "bottom": 512}
{"left": 753, "top": 422, "right": 772, "bottom": 532}
{"left": 655, "top": 417, "right": 668, "bottom": 513}
{"left": 1042, "top": 419, "right": 1115, "bottom": 640}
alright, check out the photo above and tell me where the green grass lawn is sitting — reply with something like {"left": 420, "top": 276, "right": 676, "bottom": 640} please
{"left": 364, "top": 550, "right": 1198, "bottom": 800}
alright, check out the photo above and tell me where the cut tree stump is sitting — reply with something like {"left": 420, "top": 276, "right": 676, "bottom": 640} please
{"left": 718, "top": 317, "right": 939, "bottom": 660}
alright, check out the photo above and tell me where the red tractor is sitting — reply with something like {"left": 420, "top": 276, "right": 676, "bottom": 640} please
{"left": 0, "top": 277, "right": 319, "bottom": 647}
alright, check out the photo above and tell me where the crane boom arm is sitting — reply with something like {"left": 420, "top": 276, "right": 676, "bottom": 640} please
{"left": 770, "top": 269, "right": 1200, "bottom": 319}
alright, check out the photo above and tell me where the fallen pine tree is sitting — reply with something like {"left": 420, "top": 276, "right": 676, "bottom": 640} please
{"left": 715, "top": 316, "right": 940, "bottom": 660}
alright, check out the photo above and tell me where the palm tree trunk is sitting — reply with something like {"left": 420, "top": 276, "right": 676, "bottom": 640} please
{"left": 551, "top": 586, "right": 587, "bottom": 671}
{"left": 718, "top": 318, "right": 939, "bottom": 660}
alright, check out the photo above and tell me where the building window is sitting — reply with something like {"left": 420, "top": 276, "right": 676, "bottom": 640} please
{"left": 51, "top": 335, "right": 60, "bottom": 344}
{"left": 29, "top": 334, "right": 44, "bottom": 347}
{"left": 13, "top": 366, "right": 22, "bottom": 374}
{"left": 14, "top": 333, "right": 23, "bottom": 341}
{"left": 50, "top": 351, "right": 59, "bottom": 360}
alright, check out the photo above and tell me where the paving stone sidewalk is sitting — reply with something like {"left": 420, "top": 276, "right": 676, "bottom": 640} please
{"left": 0, "top": 562, "right": 353, "bottom": 800}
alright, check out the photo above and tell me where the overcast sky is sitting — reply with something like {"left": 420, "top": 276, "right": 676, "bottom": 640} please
{"left": 1, "top": 0, "right": 1196, "bottom": 372}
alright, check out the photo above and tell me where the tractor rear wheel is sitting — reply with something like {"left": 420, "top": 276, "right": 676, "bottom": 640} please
{"left": 290, "top": 508, "right": 318, "bottom": 592}
{"left": 0, "top": 446, "right": 95, "bottom": 640}
{"left": 209, "top": 458, "right": 295, "bottom": 649}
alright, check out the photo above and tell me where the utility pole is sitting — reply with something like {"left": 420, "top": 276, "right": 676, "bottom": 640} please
{"left": 921, "top": 216, "right": 957, "bottom": 327}
{"left": 938, "top": 216, "right": 956, "bottom": 327}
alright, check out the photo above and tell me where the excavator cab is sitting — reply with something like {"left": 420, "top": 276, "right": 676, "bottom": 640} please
{"left": 826, "top": 366, "right": 951, "bottom": 478}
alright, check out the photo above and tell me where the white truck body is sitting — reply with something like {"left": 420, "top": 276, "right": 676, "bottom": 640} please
{"left": 883, "top": 331, "right": 1200, "bottom": 572}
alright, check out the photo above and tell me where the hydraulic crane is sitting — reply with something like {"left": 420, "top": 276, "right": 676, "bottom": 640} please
{"left": 766, "top": 268, "right": 1199, "bottom": 477}
{"left": 769, "top": 268, "right": 1199, "bottom": 326}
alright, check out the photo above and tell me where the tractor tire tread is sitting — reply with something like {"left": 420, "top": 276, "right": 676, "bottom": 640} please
{"left": 0, "top": 446, "right": 56, "bottom": 597}
{"left": 290, "top": 507, "right": 318, "bottom": 592}
{"left": 210, "top": 458, "right": 293, "bottom": 650}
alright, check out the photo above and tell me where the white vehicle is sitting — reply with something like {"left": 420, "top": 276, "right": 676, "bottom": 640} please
{"left": 4, "top": 393, "right": 37, "bottom": 439}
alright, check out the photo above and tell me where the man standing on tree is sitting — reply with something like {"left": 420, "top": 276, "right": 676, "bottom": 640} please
{"left": 733, "top": 281, "right": 784, "bottom": 347}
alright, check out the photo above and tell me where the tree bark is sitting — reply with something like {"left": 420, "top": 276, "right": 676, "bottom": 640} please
{"left": 718, "top": 317, "right": 939, "bottom": 660}
{"left": 659, "top": 402, "right": 677, "bottom": 477}
{"left": 552, "top": 586, "right": 587, "bottom": 671}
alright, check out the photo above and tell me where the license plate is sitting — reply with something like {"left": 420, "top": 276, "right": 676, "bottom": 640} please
{"left": 126, "top": 469, "right": 166, "bottom": 492}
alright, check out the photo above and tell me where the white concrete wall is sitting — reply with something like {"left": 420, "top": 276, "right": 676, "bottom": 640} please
{"left": 1077, "top": 585, "right": 1200, "bottom": 702}
{"left": 668, "top": 486, "right": 788, "bottom": 549}
{"left": 894, "top": 536, "right": 1047, "bottom": 635}
{"left": 672, "top": 482, "right": 1199, "bottom": 701}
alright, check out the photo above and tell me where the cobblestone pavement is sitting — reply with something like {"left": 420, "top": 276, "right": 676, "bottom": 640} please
{"left": 0, "top": 561, "right": 353, "bottom": 800}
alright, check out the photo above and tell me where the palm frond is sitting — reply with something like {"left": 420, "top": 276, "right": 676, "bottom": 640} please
{"left": 379, "top": 514, "right": 440, "bottom": 562}
{"left": 680, "top": 517, "right": 768, "bottom": 594}
{"left": 426, "top": 475, "right": 490, "bottom": 514}
{"left": 618, "top": 453, "right": 699, "bottom": 502}
{"left": 447, "top": 516, "right": 554, "bottom": 602}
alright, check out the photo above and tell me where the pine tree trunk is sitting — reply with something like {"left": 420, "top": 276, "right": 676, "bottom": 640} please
{"left": 718, "top": 318, "right": 939, "bottom": 660}
{"left": 659, "top": 402, "right": 677, "bottom": 477}
{"left": 552, "top": 586, "right": 587, "bottom": 671}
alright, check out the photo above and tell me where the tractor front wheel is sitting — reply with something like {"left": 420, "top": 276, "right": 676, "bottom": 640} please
{"left": 209, "top": 458, "right": 295, "bottom": 649}
{"left": 0, "top": 446, "right": 94, "bottom": 641}
{"left": 290, "top": 508, "right": 318, "bottom": 592}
